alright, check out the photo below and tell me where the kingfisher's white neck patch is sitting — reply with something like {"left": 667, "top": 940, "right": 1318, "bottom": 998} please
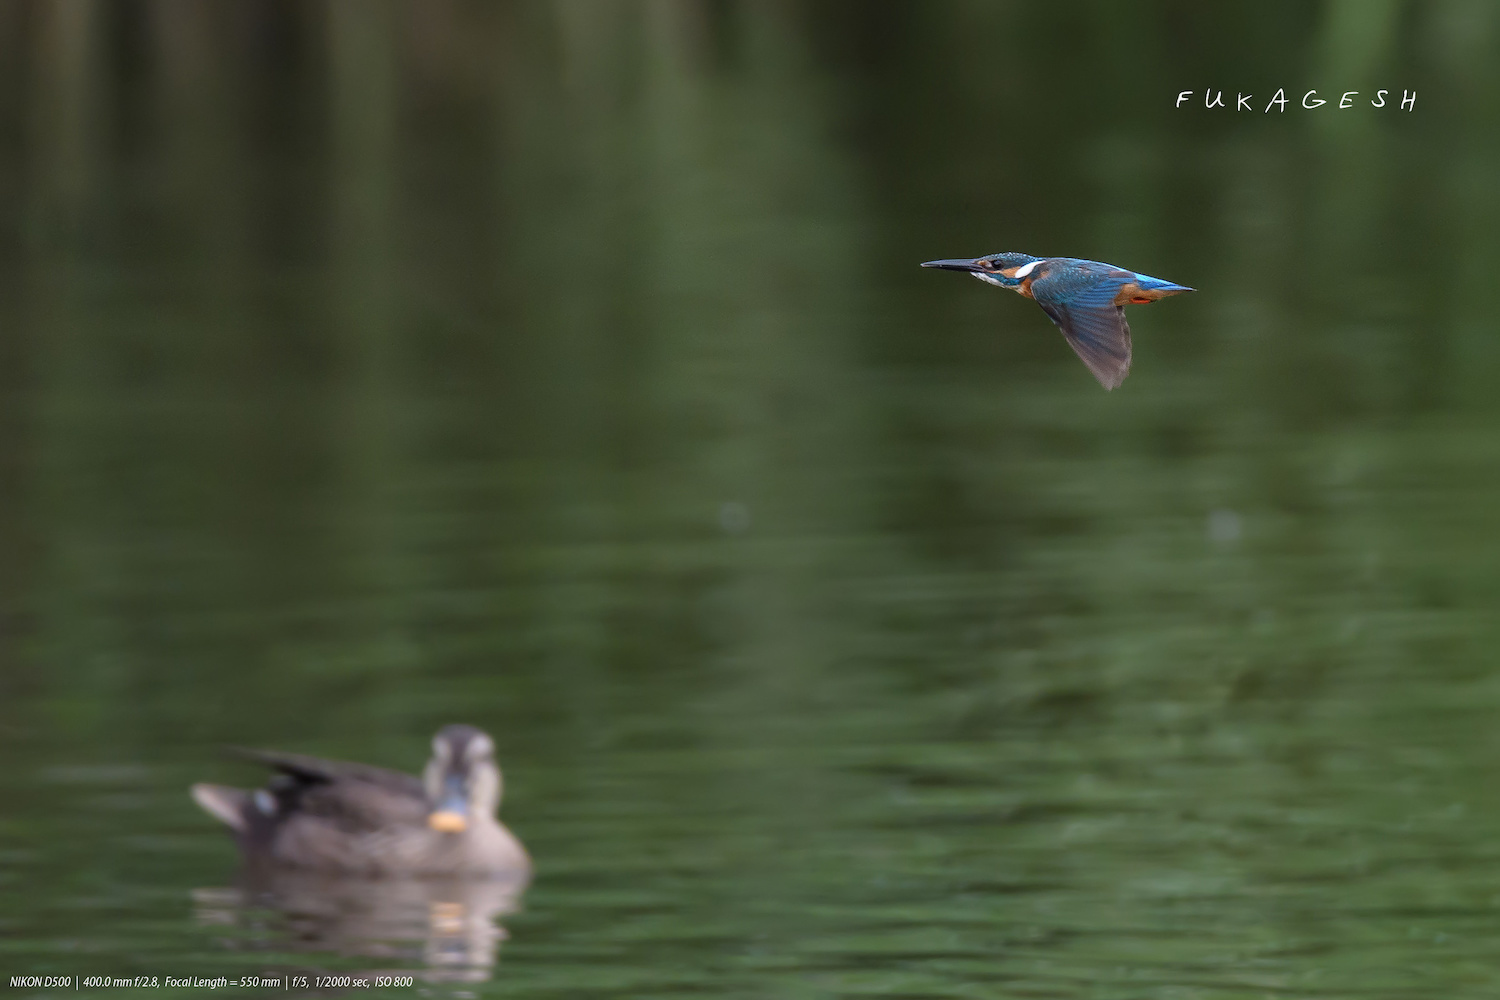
{"left": 1013, "top": 259, "right": 1042, "bottom": 278}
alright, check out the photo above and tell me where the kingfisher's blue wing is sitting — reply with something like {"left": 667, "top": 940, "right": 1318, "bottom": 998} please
{"left": 1130, "top": 271, "right": 1194, "bottom": 294}
{"left": 1029, "top": 268, "right": 1133, "bottom": 390}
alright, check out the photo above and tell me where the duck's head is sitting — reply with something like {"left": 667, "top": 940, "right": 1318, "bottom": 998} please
{"left": 423, "top": 725, "right": 501, "bottom": 834}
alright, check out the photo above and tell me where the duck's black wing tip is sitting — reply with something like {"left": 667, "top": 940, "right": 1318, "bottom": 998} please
{"left": 228, "top": 746, "right": 428, "bottom": 798}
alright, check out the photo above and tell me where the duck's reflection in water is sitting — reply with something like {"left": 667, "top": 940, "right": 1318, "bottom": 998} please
{"left": 193, "top": 866, "right": 527, "bottom": 983}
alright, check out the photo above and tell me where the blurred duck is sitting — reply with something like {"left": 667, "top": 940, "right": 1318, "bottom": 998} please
{"left": 191, "top": 725, "right": 529, "bottom": 878}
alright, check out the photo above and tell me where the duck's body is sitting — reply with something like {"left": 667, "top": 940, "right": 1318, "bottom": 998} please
{"left": 191, "top": 725, "right": 528, "bottom": 879}
{"left": 921, "top": 252, "right": 1194, "bottom": 389}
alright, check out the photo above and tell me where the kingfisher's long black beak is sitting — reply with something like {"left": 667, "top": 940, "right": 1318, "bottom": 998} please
{"left": 920, "top": 258, "right": 985, "bottom": 272}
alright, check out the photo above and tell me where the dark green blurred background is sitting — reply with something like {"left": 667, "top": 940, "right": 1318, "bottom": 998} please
{"left": 4, "top": 1, "right": 1500, "bottom": 996}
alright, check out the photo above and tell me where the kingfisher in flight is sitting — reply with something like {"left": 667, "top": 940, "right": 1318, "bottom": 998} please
{"left": 921, "top": 253, "right": 1193, "bottom": 389}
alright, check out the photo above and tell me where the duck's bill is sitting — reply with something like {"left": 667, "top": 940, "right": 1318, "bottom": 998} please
{"left": 429, "top": 777, "right": 471, "bottom": 832}
{"left": 920, "top": 258, "right": 984, "bottom": 271}
{"left": 429, "top": 809, "right": 468, "bottom": 833}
